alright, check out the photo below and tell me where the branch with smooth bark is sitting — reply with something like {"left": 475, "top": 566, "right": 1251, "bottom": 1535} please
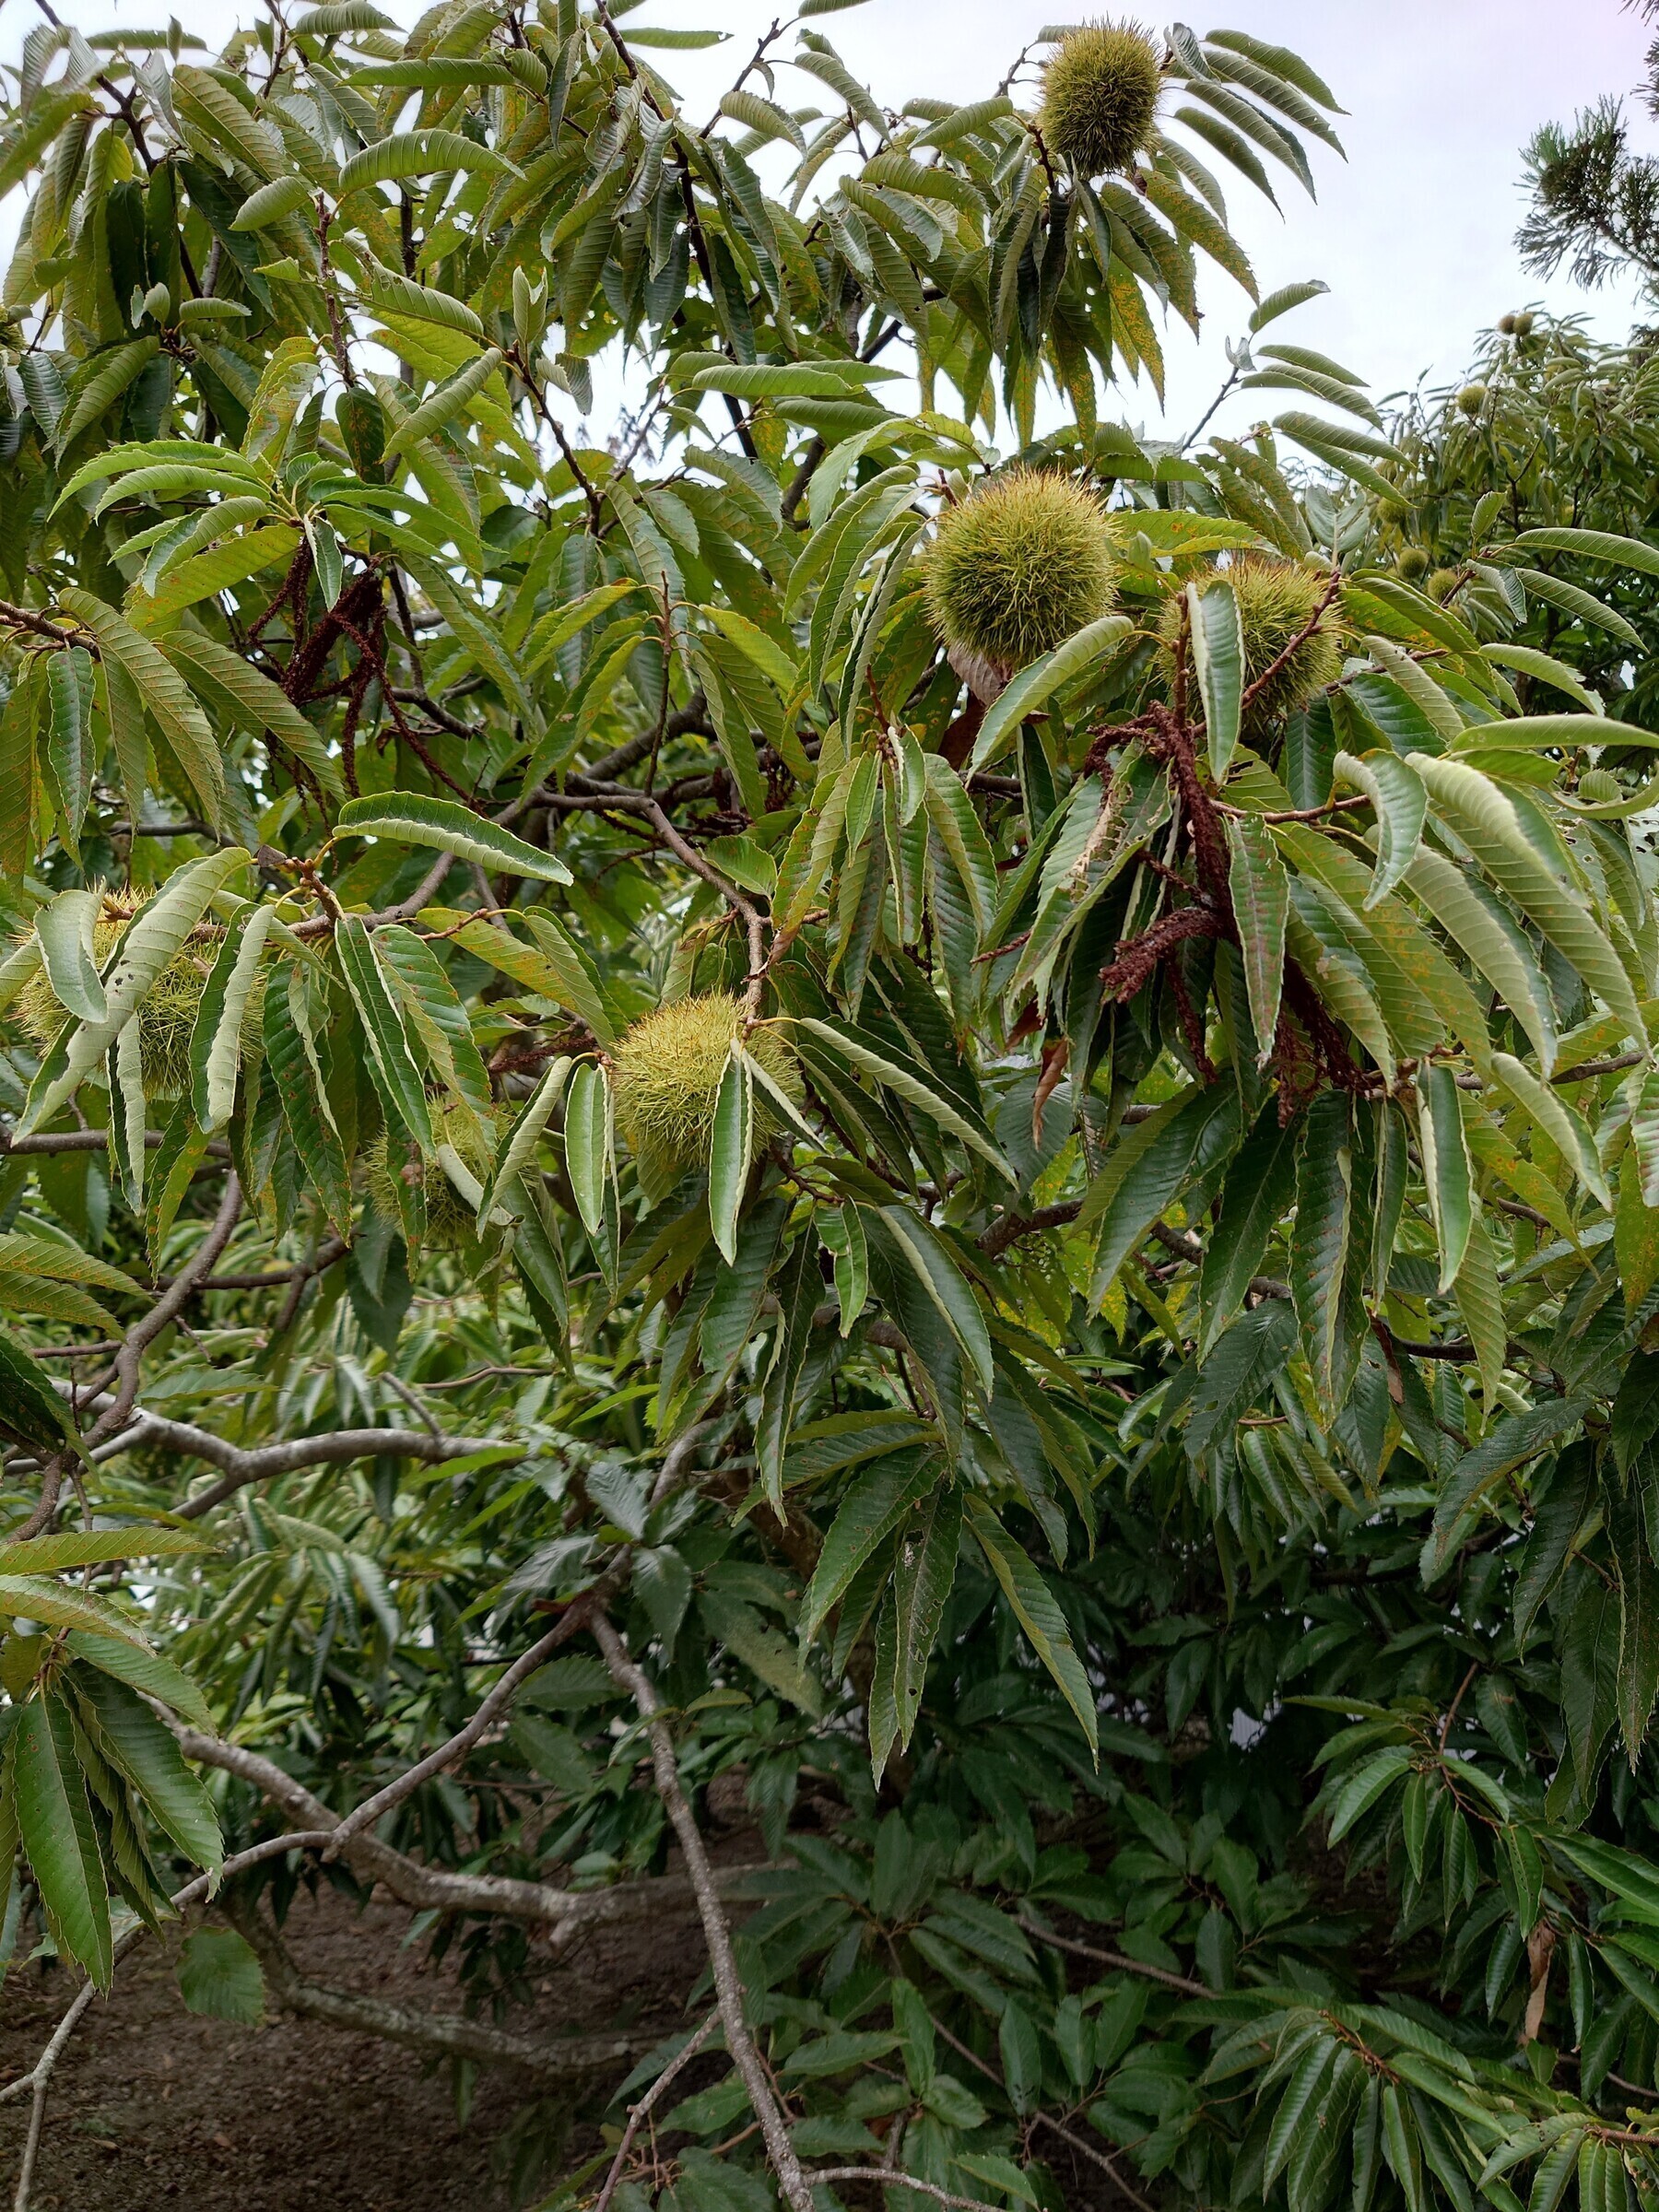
{"left": 239, "top": 1905, "right": 656, "bottom": 2078}
{"left": 13, "top": 1174, "right": 244, "bottom": 1540}
{"left": 171, "top": 1723, "right": 757, "bottom": 1936}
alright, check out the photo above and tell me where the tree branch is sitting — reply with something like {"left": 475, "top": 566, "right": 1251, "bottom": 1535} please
{"left": 593, "top": 1613, "right": 815, "bottom": 2212}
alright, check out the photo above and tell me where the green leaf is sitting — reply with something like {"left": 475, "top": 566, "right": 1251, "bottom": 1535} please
{"left": 374, "top": 925, "right": 493, "bottom": 1125}
{"left": 482, "top": 1055, "right": 572, "bottom": 1224}
{"left": 263, "top": 965, "right": 351, "bottom": 1236}
{"left": 1612, "top": 1495, "right": 1659, "bottom": 1767}
{"left": 1291, "top": 1092, "right": 1353, "bottom": 1412}
{"left": 58, "top": 589, "right": 226, "bottom": 827}
{"left": 818, "top": 1202, "right": 868, "bottom": 1335}
{"left": 1411, "top": 754, "right": 1644, "bottom": 1045}
{"left": 176, "top": 1926, "right": 265, "bottom": 2023}
{"left": 1422, "top": 1396, "right": 1588, "bottom": 1579}
{"left": 794, "top": 1018, "right": 1014, "bottom": 1180}
{"left": 65, "top": 1632, "right": 215, "bottom": 1734}
{"left": 57, "top": 337, "right": 160, "bottom": 453}
{"left": 564, "top": 1061, "right": 612, "bottom": 1241}
{"left": 1497, "top": 525, "right": 1659, "bottom": 578}
{"left": 382, "top": 347, "right": 505, "bottom": 463}
{"left": 35, "top": 888, "right": 105, "bottom": 1026}
{"left": 339, "top": 130, "right": 517, "bottom": 195}
{"left": 190, "top": 903, "right": 275, "bottom": 1134}
{"left": 1453, "top": 1213, "right": 1505, "bottom": 1414}
{"left": 0, "top": 1331, "right": 83, "bottom": 1457}
{"left": 1417, "top": 1065, "right": 1475, "bottom": 1292}
{"left": 1489, "top": 1052, "right": 1609, "bottom": 1208}
{"left": 230, "top": 174, "right": 313, "bottom": 229}
{"left": 965, "top": 1499, "right": 1097, "bottom": 1755}
{"left": 0, "top": 1576, "right": 150, "bottom": 1645}
{"left": 333, "top": 914, "right": 433, "bottom": 1152}
{"left": 158, "top": 631, "right": 345, "bottom": 798}
{"left": 1084, "top": 1085, "right": 1241, "bottom": 1300}
{"left": 1189, "top": 576, "right": 1246, "bottom": 779}
{"left": 0, "top": 1529, "right": 206, "bottom": 1575}
{"left": 888, "top": 1483, "right": 961, "bottom": 1751}
{"left": 1333, "top": 749, "right": 1427, "bottom": 907}
{"left": 1225, "top": 815, "right": 1287, "bottom": 1058}
{"left": 1512, "top": 567, "right": 1643, "bottom": 649}
{"left": 804, "top": 1447, "right": 941, "bottom": 1637}
{"left": 708, "top": 1046, "right": 752, "bottom": 1265}
{"left": 13, "top": 1695, "right": 112, "bottom": 1988}
{"left": 1200, "top": 1100, "right": 1297, "bottom": 1354}
{"left": 74, "top": 1669, "right": 222, "bottom": 1877}
{"left": 967, "top": 613, "right": 1134, "bottom": 773}
{"left": 335, "top": 794, "right": 571, "bottom": 885}
{"left": 877, "top": 1207, "right": 994, "bottom": 1393}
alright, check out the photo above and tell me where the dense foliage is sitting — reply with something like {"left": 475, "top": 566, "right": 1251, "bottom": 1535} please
{"left": 6, "top": 7, "right": 1659, "bottom": 2212}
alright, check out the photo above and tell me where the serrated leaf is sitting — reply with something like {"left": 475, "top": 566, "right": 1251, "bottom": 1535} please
{"left": 564, "top": 1060, "right": 612, "bottom": 1241}
{"left": 176, "top": 1925, "right": 265, "bottom": 2021}
{"left": 74, "top": 1669, "right": 221, "bottom": 1877}
{"left": 335, "top": 793, "right": 571, "bottom": 884}
{"left": 1225, "top": 814, "right": 1286, "bottom": 1058}
{"left": 13, "top": 1695, "right": 112, "bottom": 1987}
{"left": 190, "top": 903, "right": 275, "bottom": 1133}
{"left": 333, "top": 913, "right": 432, "bottom": 1151}
{"left": 967, "top": 613, "right": 1134, "bottom": 773}
{"left": 1189, "top": 576, "right": 1246, "bottom": 779}
{"left": 1291, "top": 1091, "right": 1352, "bottom": 1411}
{"left": 35, "top": 888, "right": 105, "bottom": 1025}
{"left": 803, "top": 1447, "right": 940, "bottom": 1637}
{"left": 58, "top": 589, "right": 225, "bottom": 826}
{"left": 1333, "top": 748, "right": 1427, "bottom": 907}
{"left": 65, "top": 1632, "right": 215, "bottom": 1734}
{"left": 708, "top": 1047, "right": 752, "bottom": 1265}
{"left": 966, "top": 1499, "right": 1096, "bottom": 1754}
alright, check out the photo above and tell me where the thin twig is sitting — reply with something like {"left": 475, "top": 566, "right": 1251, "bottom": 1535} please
{"left": 324, "top": 1574, "right": 622, "bottom": 1853}
{"left": 592, "top": 1612, "right": 816, "bottom": 2212}
{"left": 593, "top": 2009, "right": 722, "bottom": 2212}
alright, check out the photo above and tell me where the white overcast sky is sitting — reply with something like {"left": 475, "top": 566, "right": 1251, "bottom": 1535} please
{"left": 4, "top": 0, "right": 1658, "bottom": 443}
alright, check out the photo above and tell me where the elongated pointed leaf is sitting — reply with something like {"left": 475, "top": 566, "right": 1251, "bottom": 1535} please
{"left": 74, "top": 1669, "right": 222, "bottom": 1878}
{"left": 708, "top": 1047, "right": 752, "bottom": 1265}
{"left": 564, "top": 1061, "right": 612, "bottom": 1240}
{"left": 878, "top": 1207, "right": 994, "bottom": 1393}
{"left": 34, "top": 888, "right": 104, "bottom": 1026}
{"left": 190, "top": 902, "right": 275, "bottom": 1133}
{"left": 1334, "top": 748, "right": 1427, "bottom": 907}
{"left": 13, "top": 1696, "right": 112, "bottom": 1988}
{"left": 1226, "top": 815, "right": 1287, "bottom": 1059}
{"left": 1189, "top": 578, "right": 1246, "bottom": 779}
{"left": 335, "top": 794, "right": 571, "bottom": 885}
{"left": 333, "top": 913, "right": 433, "bottom": 1151}
{"left": 967, "top": 614, "right": 1133, "bottom": 773}
{"left": 18, "top": 849, "right": 250, "bottom": 1134}
{"left": 1418, "top": 1064, "right": 1475, "bottom": 1292}
{"left": 1291, "top": 1091, "right": 1353, "bottom": 1410}
{"left": 803, "top": 1446, "right": 940, "bottom": 1637}
{"left": 966, "top": 1500, "right": 1097, "bottom": 1755}
{"left": 1489, "top": 1052, "right": 1609, "bottom": 1208}
{"left": 1200, "top": 1100, "right": 1297, "bottom": 1354}
{"left": 65, "top": 1632, "right": 215, "bottom": 1734}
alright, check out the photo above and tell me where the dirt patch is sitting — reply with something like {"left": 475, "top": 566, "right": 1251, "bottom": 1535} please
{"left": 0, "top": 1882, "right": 710, "bottom": 2212}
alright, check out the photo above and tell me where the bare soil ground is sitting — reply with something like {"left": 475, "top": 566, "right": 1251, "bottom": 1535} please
{"left": 0, "top": 1882, "right": 707, "bottom": 2212}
